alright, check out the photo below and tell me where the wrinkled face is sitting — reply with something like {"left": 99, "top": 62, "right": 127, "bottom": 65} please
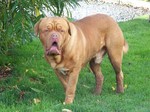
{"left": 35, "top": 17, "right": 71, "bottom": 56}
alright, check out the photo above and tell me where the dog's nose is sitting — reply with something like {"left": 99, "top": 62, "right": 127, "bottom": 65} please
{"left": 51, "top": 33, "right": 59, "bottom": 42}
{"left": 51, "top": 33, "right": 58, "bottom": 39}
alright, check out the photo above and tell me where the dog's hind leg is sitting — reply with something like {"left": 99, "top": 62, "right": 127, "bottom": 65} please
{"left": 89, "top": 49, "right": 106, "bottom": 94}
{"left": 107, "top": 43, "right": 124, "bottom": 93}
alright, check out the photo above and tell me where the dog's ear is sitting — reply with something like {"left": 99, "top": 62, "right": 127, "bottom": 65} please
{"left": 64, "top": 18, "right": 76, "bottom": 36}
{"left": 34, "top": 19, "right": 42, "bottom": 36}
{"left": 67, "top": 21, "right": 77, "bottom": 36}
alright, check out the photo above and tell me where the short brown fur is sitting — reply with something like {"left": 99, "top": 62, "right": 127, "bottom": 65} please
{"left": 34, "top": 14, "right": 128, "bottom": 104}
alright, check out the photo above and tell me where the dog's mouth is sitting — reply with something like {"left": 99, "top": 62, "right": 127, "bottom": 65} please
{"left": 46, "top": 41, "right": 61, "bottom": 55}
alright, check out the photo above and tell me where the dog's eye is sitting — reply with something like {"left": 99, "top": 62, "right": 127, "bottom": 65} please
{"left": 44, "top": 29, "right": 49, "bottom": 33}
{"left": 58, "top": 29, "right": 65, "bottom": 33}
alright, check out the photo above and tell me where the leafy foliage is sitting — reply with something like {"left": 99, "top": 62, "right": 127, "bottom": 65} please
{"left": 0, "top": 0, "right": 79, "bottom": 54}
{"left": 44, "top": 0, "right": 79, "bottom": 16}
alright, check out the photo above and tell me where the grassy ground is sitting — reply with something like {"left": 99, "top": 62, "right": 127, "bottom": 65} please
{"left": 0, "top": 16, "right": 150, "bottom": 112}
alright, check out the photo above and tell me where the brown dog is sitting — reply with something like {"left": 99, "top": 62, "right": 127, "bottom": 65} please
{"left": 34, "top": 14, "right": 128, "bottom": 104}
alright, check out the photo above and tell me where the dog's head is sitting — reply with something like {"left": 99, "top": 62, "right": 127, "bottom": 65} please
{"left": 34, "top": 17, "right": 73, "bottom": 56}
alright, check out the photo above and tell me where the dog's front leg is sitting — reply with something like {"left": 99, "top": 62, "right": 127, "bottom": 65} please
{"left": 54, "top": 70, "right": 68, "bottom": 91}
{"left": 64, "top": 67, "right": 81, "bottom": 104}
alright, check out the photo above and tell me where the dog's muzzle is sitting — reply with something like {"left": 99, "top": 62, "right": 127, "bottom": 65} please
{"left": 46, "top": 33, "right": 61, "bottom": 55}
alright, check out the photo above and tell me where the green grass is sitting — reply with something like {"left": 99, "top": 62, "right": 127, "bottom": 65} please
{"left": 0, "top": 16, "right": 150, "bottom": 112}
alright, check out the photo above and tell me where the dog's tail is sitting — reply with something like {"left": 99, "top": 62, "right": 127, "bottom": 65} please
{"left": 123, "top": 40, "right": 129, "bottom": 53}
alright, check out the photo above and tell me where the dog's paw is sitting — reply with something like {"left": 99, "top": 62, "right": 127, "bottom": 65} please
{"left": 63, "top": 97, "right": 73, "bottom": 105}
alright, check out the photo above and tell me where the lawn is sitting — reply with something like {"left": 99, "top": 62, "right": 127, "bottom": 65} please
{"left": 0, "top": 16, "right": 150, "bottom": 112}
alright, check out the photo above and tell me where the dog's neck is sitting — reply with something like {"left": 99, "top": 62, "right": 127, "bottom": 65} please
{"left": 45, "top": 54, "right": 62, "bottom": 68}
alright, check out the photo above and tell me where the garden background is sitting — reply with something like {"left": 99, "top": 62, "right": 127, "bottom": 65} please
{"left": 0, "top": 0, "right": 150, "bottom": 112}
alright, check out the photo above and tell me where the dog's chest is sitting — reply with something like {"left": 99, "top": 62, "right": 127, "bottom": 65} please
{"left": 51, "top": 62, "right": 70, "bottom": 75}
{"left": 57, "top": 67, "right": 69, "bottom": 75}
{"left": 48, "top": 56, "right": 73, "bottom": 75}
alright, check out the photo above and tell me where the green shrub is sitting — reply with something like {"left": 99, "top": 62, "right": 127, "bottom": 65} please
{"left": 0, "top": 0, "right": 79, "bottom": 54}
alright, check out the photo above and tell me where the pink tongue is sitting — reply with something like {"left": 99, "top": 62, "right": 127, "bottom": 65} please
{"left": 49, "top": 46, "right": 60, "bottom": 55}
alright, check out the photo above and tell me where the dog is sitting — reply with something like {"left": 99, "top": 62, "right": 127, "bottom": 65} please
{"left": 34, "top": 14, "right": 128, "bottom": 104}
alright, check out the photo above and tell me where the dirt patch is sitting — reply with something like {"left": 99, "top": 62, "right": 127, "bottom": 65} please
{"left": 0, "top": 65, "right": 12, "bottom": 79}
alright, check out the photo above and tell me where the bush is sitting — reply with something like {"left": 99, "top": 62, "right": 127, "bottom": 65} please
{"left": 0, "top": 0, "right": 79, "bottom": 54}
